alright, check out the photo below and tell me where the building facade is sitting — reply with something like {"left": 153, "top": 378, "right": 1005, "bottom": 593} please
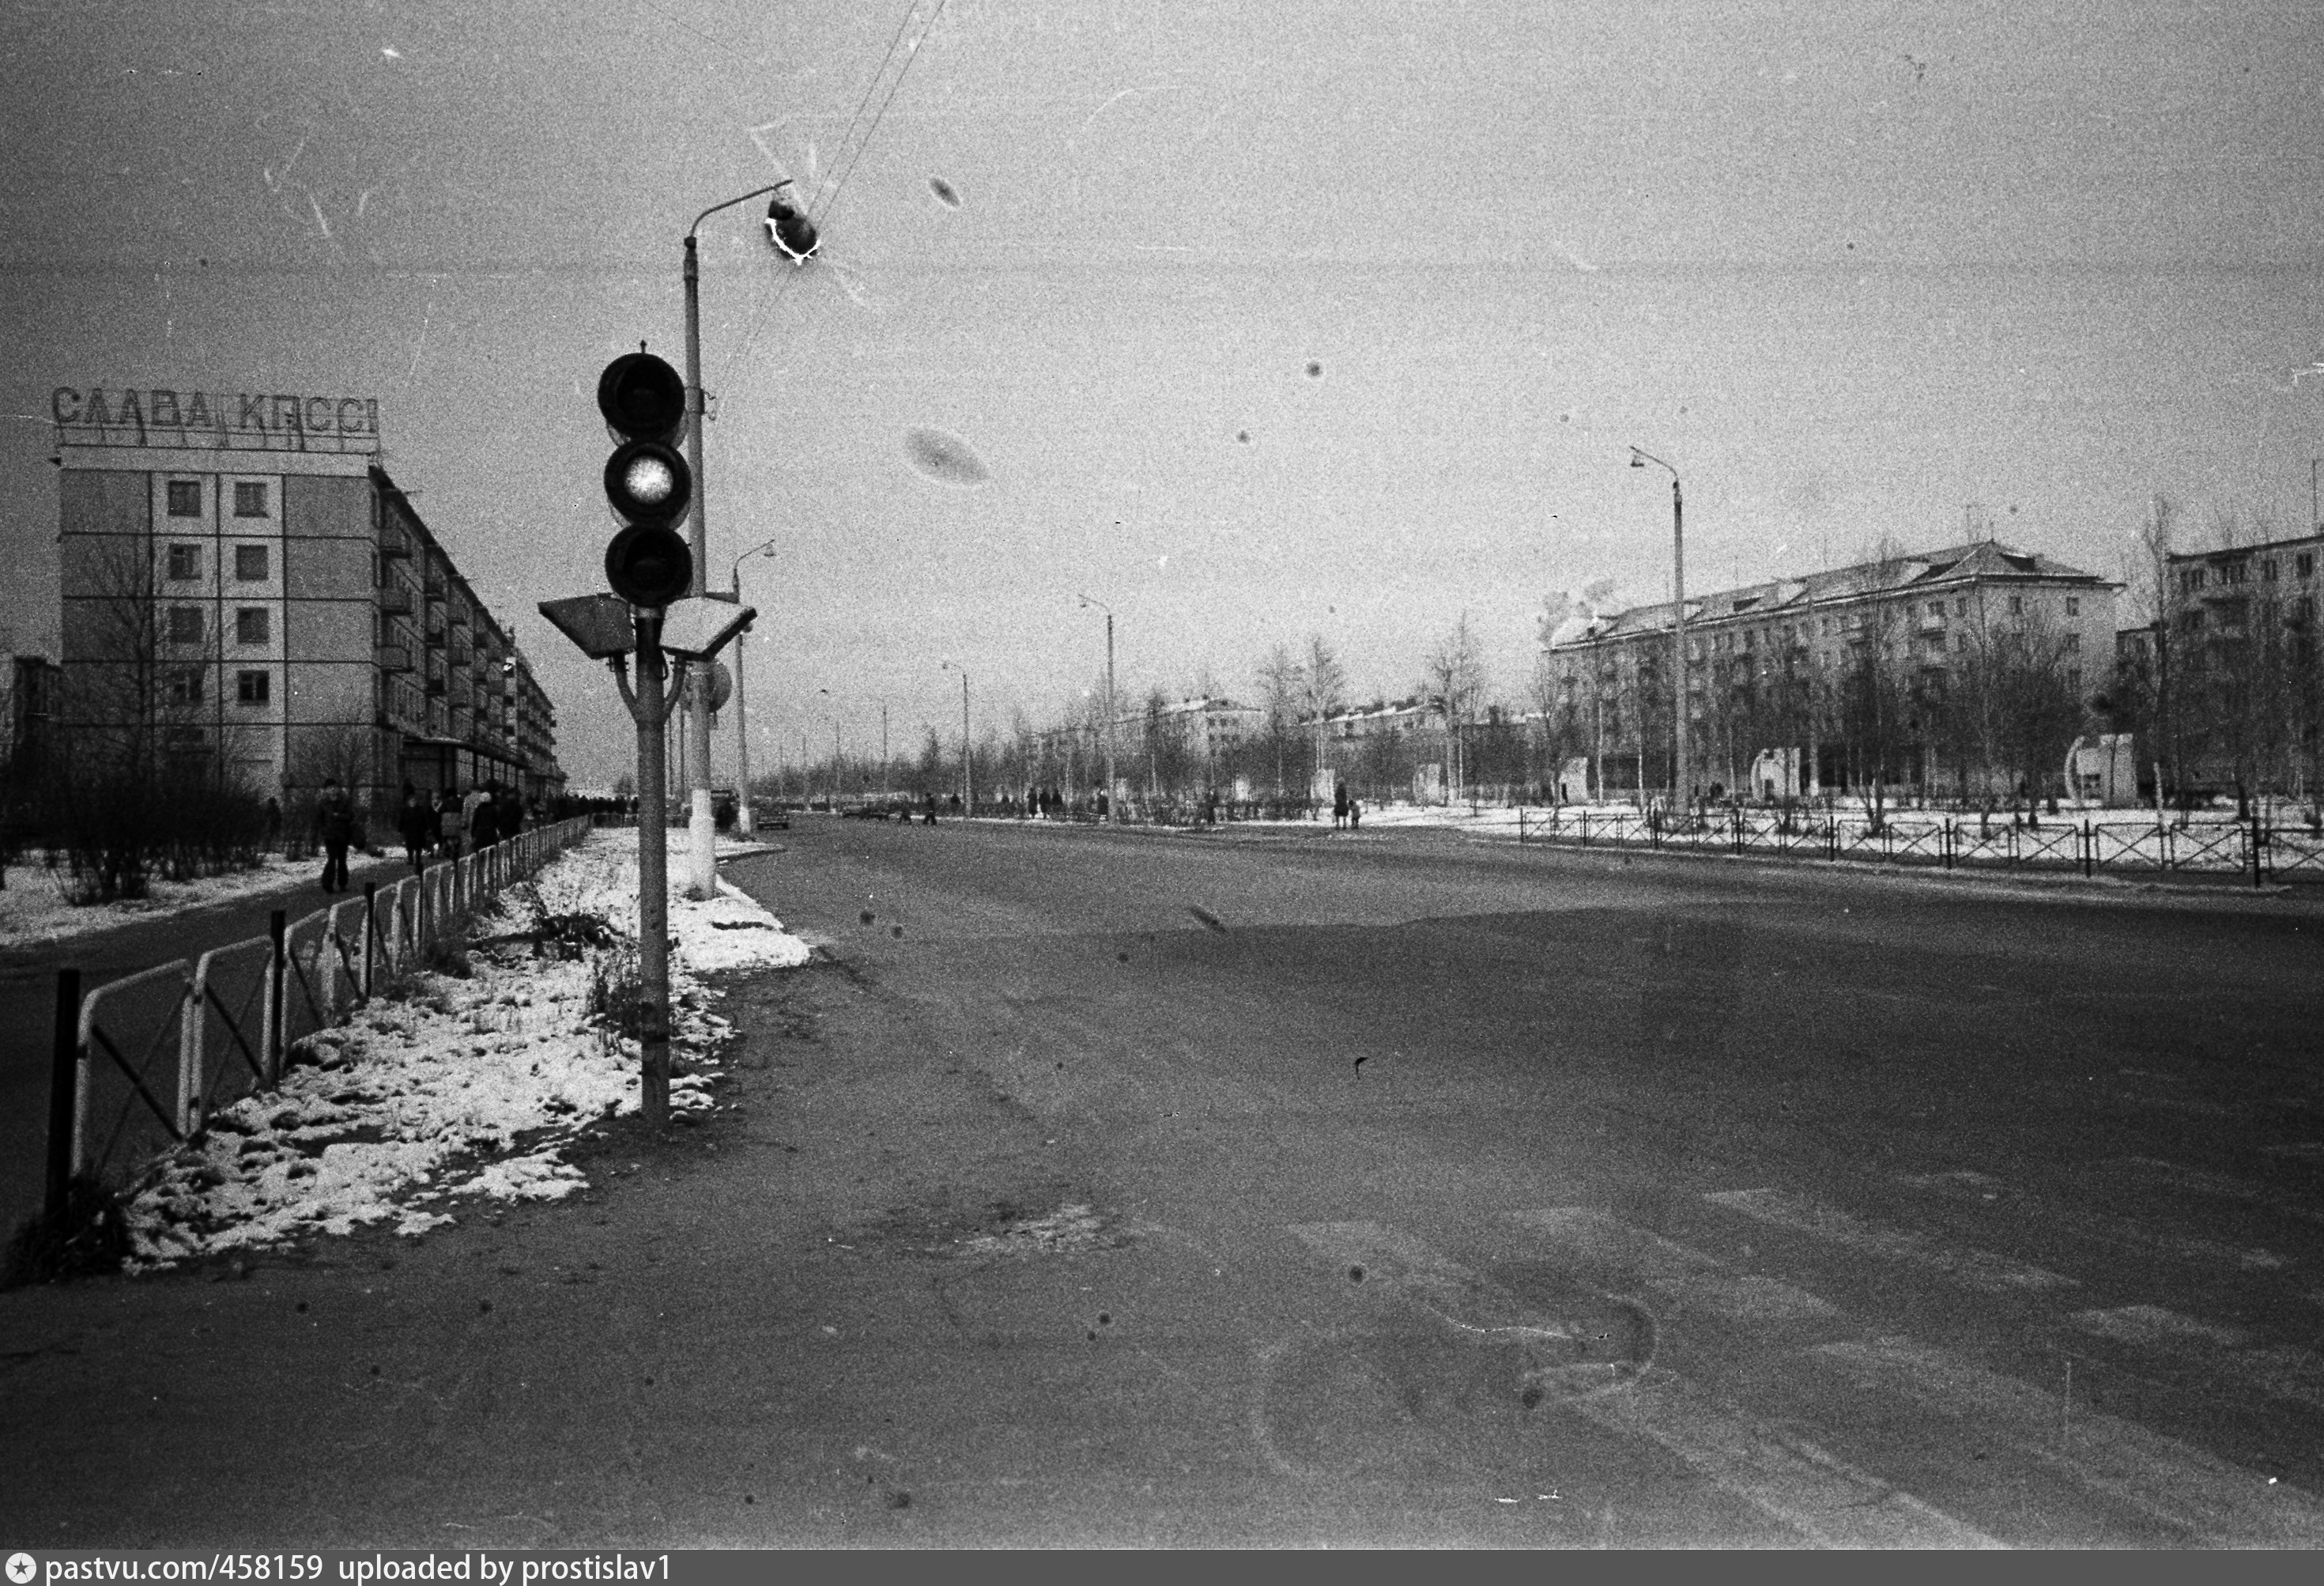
{"left": 53, "top": 383, "right": 564, "bottom": 815}
{"left": 2153, "top": 529, "right": 2323, "bottom": 799}
{"left": 1544, "top": 538, "right": 2119, "bottom": 802}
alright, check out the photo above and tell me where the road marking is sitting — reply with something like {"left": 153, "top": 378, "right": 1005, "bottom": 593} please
{"left": 1505, "top": 1208, "right": 1835, "bottom": 1322}
{"left": 1813, "top": 1336, "right": 2324, "bottom": 1546}
{"left": 1900, "top": 1169, "right": 2288, "bottom": 1271}
{"left": 1570, "top": 1367, "right": 2005, "bottom": 1548}
{"left": 1705, "top": 1188, "right": 2076, "bottom": 1293}
{"left": 1285, "top": 1221, "right": 1576, "bottom": 1342}
{"left": 2073, "top": 1305, "right": 2324, "bottom": 1411}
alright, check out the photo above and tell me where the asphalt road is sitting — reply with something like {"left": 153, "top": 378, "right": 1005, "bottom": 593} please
{"left": 4, "top": 818, "right": 2322, "bottom": 1547}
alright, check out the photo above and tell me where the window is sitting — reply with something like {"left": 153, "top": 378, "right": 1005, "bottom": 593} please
{"left": 166, "top": 544, "right": 200, "bottom": 581}
{"left": 2067, "top": 667, "right": 2082, "bottom": 692}
{"left": 2184, "top": 568, "right": 2206, "bottom": 591}
{"left": 2221, "top": 561, "right": 2247, "bottom": 585}
{"left": 166, "top": 480, "right": 202, "bottom": 517}
{"left": 2063, "top": 633, "right": 2081, "bottom": 652}
{"left": 2264, "top": 559, "right": 2279, "bottom": 582}
{"left": 2009, "top": 595, "right": 2024, "bottom": 614}
{"left": 168, "top": 606, "right": 203, "bottom": 644}
{"left": 1956, "top": 597, "right": 1967, "bottom": 616}
{"left": 1956, "top": 632, "right": 1968, "bottom": 651}
{"left": 236, "top": 670, "right": 270, "bottom": 704}
{"left": 2179, "top": 609, "right": 2205, "bottom": 633}
{"left": 235, "top": 607, "right": 270, "bottom": 645}
{"left": 234, "top": 544, "right": 268, "bottom": 581}
{"left": 2300, "top": 553, "right": 2316, "bottom": 579}
{"left": 167, "top": 666, "right": 203, "bottom": 704}
{"left": 232, "top": 481, "right": 269, "bottom": 518}
{"left": 2066, "top": 596, "right": 2081, "bottom": 616}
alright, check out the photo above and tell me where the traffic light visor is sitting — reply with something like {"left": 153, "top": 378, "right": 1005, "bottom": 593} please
{"left": 605, "top": 440, "right": 692, "bottom": 526}
{"left": 597, "top": 351, "right": 688, "bottom": 444}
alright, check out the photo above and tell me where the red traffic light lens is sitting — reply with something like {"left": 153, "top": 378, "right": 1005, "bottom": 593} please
{"left": 597, "top": 352, "right": 689, "bottom": 444}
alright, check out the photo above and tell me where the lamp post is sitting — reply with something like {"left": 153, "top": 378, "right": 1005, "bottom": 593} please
{"left": 727, "top": 536, "right": 778, "bottom": 836}
{"left": 1629, "top": 447, "right": 1691, "bottom": 816}
{"left": 941, "top": 662, "right": 971, "bottom": 814}
{"left": 680, "top": 183, "right": 790, "bottom": 897}
{"left": 1077, "top": 595, "right": 1117, "bottom": 821}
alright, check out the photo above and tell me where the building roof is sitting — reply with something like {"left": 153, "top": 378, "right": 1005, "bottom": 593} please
{"left": 1552, "top": 538, "right": 2115, "bottom": 648}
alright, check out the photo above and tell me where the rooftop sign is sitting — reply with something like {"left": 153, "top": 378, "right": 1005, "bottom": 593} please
{"left": 51, "top": 386, "right": 382, "bottom": 454}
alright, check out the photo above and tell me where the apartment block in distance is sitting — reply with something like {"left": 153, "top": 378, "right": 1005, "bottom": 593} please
{"left": 53, "top": 383, "right": 564, "bottom": 813}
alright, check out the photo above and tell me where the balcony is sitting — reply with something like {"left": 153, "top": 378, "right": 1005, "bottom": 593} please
{"left": 379, "top": 587, "right": 413, "bottom": 615}
{"left": 424, "top": 625, "right": 447, "bottom": 648}
{"left": 448, "top": 643, "right": 471, "bottom": 668}
{"left": 447, "top": 605, "right": 470, "bottom": 628}
{"left": 377, "top": 527, "right": 412, "bottom": 559}
{"left": 376, "top": 646, "right": 412, "bottom": 673}
{"left": 424, "top": 674, "right": 447, "bottom": 697}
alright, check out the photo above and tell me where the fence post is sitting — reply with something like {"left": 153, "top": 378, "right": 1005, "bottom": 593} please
{"left": 45, "top": 969, "right": 81, "bottom": 1223}
{"left": 363, "top": 881, "right": 378, "bottom": 1000}
{"left": 265, "top": 910, "right": 286, "bottom": 1084}
{"left": 2081, "top": 820, "right": 2094, "bottom": 879}
{"left": 1941, "top": 821, "right": 1953, "bottom": 871}
{"left": 2252, "top": 814, "right": 2265, "bottom": 889}
{"left": 178, "top": 959, "right": 203, "bottom": 1137}
{"left": 1518, "top": 808, "right": 1526, "bottom": 846}
{"left": 1580, "top": 811, "right": 1590, "bottom": 848}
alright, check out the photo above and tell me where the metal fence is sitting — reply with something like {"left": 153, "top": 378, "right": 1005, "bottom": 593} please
{"left": 40, "top": 818, "right": 595, "bottom": 1229}
{"left": 1507, "top": 806, "right": 2315, "bottom": 887}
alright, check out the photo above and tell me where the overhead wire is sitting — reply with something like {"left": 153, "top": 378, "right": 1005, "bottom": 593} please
{"left": 715, "top": 0, "right": 950, "bottom": 389}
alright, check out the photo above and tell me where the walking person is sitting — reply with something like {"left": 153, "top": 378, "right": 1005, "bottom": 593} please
{"left": 1349, "top": 795, "right": 1361, "bottom": 831}
{"left": 398, "top": 786, "right": 431, "bottom": 873}
{"left": 315, "top": 777, "right": 354, "bottom": 893}
{"left": 432, "top": 788, "right": 458, "bottom": 863}
{"left": 468, "top": 784, "right": 498, "bottom": 851}
{"left": 1333, "top": 782, "right": 1349, "bottom": 831}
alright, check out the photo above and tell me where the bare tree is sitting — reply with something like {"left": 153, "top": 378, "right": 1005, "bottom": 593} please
{"left": 1424, "top": 612, "right": 1488, "bottom": 801}
{"left": 1254, "top": 643, "right": 1303, "bottom": 800}
{"left": 1297, "top": 635, "right": 1348, "bottom": 800}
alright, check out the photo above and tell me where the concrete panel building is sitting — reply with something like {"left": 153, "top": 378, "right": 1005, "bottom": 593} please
{"left": 52, "top": 383, "right": 564, "bottom": 817}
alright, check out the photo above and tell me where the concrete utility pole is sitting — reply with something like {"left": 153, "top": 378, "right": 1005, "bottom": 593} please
{"left": 943, "top": 662, "right": 971, "bottom": 813}
{"left": 1631, "top": 447, "right": 1690, "bottom": 815}
{"left": 1079, "top": 594, "right": 1117, "bottom": 821}
{"left": 727, "top": 538, "right": 776, "bottom": 836}
{"left": 681, "top": 183, "right": 787, "bottom": 897}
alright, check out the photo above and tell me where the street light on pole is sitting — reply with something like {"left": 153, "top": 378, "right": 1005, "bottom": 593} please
{"left": 1630, "top": 447, "right": 1691, "bottom": 817}
{"left": 680, "top": 182, "right": 791, "bottom": 897}
{"left": 1077, "top": 594, "right": 1117, "bottom": 822}
{"left": 727, "top": 536, "right": 778, "bottom": 835}
{"left": 941, "top": 662, "right": 971, "bottom": 814}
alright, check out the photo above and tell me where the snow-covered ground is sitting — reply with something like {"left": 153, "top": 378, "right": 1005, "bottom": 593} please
{"left": 0, "top": 849, "right": 406, "bottom": 950}
{"left": 121, "top": 829, "right": 808, "bottom": 1270}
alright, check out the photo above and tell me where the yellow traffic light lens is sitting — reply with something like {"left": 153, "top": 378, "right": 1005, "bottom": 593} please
{"left": 621, "top": 455, "right": 677, "bottom": 504}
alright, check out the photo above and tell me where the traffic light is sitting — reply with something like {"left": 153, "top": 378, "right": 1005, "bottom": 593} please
{"left": 596, "top": 351, "right": 695, "bottom": 607}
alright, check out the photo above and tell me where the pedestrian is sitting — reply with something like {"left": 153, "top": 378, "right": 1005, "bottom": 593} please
{"left": 503, "top": 795, "right": 526, "bottom": 838}
{"left": 432, "top": 788, "right": 458, "bottom": 862}
{"left": 315, "top": 777, "right": 354, "bottom": 893}
{"left": 398, "top": 787, "right": 431, "bottom": 873}
{"left": 1349, "top": 796, "right": 1361, "bottom": 831}
{"left": 923, "top": 791, "right": 938, "bottom": 826}
{"left": 1333, "top": 782, "right": 1349, "bottom": 830}
{"left": 262, "top": 795, "right": 283, "bottom": 853}
{"left": 469, "top": 784, "right": 498, "bottom": 851}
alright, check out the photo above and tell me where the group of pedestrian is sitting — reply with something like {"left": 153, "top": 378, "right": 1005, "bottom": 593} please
{"left": 391, "top": 781, "right": 526, "bottom": 877}
{"left": 1331, "top": 782, "right": 1362, "bottom": 831}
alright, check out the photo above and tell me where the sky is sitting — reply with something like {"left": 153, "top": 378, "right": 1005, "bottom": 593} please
{"left": 6, "top": 0, "right": 2323, "bottom": 789}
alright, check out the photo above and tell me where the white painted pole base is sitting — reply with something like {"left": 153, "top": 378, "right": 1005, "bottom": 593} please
{"left": 689, "top": 787, "right": 718, "bottom": 899}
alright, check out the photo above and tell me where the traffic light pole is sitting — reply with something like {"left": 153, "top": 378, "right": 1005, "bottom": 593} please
{"left": 680, "top": 234, "right": 719, "bottom": 901}
{"left": 609, "top": 610, "right": 683, "bottom": 1127}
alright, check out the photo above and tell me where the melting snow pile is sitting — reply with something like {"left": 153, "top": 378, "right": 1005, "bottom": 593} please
{"left": 123, "top": 831, "right": 808, "bottom": 1267}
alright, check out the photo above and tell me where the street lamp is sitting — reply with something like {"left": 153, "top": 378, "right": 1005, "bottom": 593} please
{"left": 727, "top": 536, "right": 778, "bottom": 836}
{"left": 1077, "top": 594, "right": 1117, "bottom": 822}
{"left": 678, "top": 182, "right": 791, "bottom": 896}
{"left": 940, "top": 661, "right": 971, "bottom": 814}
{"left": 1630, "top": 447, "right": 1691, "bottom": 815}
